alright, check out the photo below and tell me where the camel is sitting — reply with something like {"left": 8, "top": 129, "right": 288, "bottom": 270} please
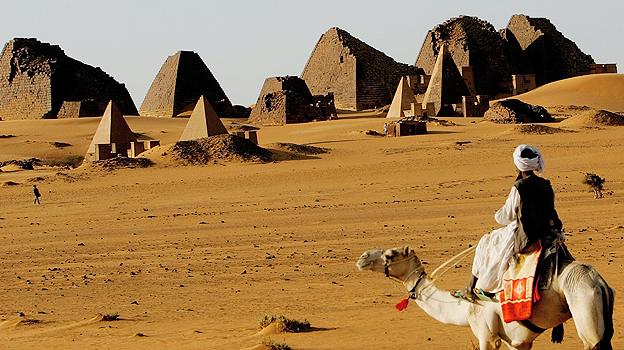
{"left": 356, "top": 246, "right": 614, "bottom": 350}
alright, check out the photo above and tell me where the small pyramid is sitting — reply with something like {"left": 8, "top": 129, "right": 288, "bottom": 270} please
{"left": 421, "top": 44, "right": 470, "bottom": 116}
{"left": 86, "top": 101, "right": 137, "bottom": 156}
{"left": 179, "top": 96, "right": 228, "bottom": 141}
{"left": 387, "top": 76, "right": 416, "bottom": 118}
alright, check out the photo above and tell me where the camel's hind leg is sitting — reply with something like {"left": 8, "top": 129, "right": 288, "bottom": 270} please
{"left": 562, "top": 264, "right": 614, "bottom": 349}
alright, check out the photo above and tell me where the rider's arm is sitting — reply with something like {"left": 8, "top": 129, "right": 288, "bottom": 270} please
{"left": 495, "top": 187, "right": 520, "bottom": 225}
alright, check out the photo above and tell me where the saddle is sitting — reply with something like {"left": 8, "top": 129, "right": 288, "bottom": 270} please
{"left": 535, "top": 230, "right": 574, "bottom": 290}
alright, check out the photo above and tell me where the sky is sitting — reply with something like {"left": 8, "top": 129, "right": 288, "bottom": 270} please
{"left": 1, "top": 0, "right": 622, "bottom": 107}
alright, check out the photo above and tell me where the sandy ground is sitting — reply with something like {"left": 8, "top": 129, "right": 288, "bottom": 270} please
{"left": 0, "top": 78, "right": 623, "bottom": 349}
{"left": 513, "top": 73, "right": 624, "bottom": 113}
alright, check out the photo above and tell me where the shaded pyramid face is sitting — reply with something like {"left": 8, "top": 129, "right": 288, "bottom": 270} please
{"left": 87, "top": 101, "right": 137, "bottom": 155}
{"left": 179, "top": 96, "right": 228, "bottom": 141}
{"left": 387, "top": 76, "right": 416, "bottom": 118}
{"left": 422, "top": 45, "right": 470, "bottom": 116}
{"left": 140, "top": 51, "right": 232, "bottom": 118}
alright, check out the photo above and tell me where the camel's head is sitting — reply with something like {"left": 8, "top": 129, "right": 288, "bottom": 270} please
{"left": 356, "top": 246, "right": 423, "bottom": 280}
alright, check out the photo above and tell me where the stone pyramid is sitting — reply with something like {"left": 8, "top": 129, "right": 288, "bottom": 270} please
{"left": 301, "top": 27, "right": 422, "bottom": 111}
{"left": 0, "top": 38, "right": 138, "bottom": 120}
{"left": 86, "top": 101, "right": 137, "bottom": 158}
{"left": 179, "top": 96, "right": 228, "bottom": 141}
{"left": 248, "top": 76, "right": 322, "bottom": 126}
{"left": 421, "top": 45, "right": 470, "bottom": 116}
{"left": 415, "top": 16, "right": 521, "bottom": 98}
{"left": 387, "top": 76, "right": 416, "bottom": 118}
{"left": 140, "top": 51, "right": 233, "bottom": 118}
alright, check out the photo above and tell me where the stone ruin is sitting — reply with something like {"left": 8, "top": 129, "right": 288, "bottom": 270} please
{"left": 0, "top": 38, "right": 137, "bottom": 120}
{"left": 421, "top": 44, "right": 471, "bottom": 117}
{"left": 85, "top": 101, "right": 158, "bottom": 162}
{"left": 484, "top": 99, "right": 554, "bottom": 124}
{"left": 387, "top": 76, "right": 417, "bottom": 118}
{"left": 248, "top": 76, "right": 330, "bottom": 126}
{"left": 415, "top": 16, "right": 521, "bottom": 99}
{"left": 504, "top": 14, "right": 595, "bottom": 86}
{"left": 386, "top": 117, "right": 427, "bottom": 137}
{"left": 416, "top": 15, "right": 600, "bottom": 99}
{"left": 140, "top": 51, "right": 248, "bottom": 119}
{"left": 302, "top": 27, "right": 423, "bottom": 111}
{"left": 179, "top": 96, "right": 228, "bottom": 141}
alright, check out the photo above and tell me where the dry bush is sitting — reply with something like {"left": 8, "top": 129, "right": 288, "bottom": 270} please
{"left": 259, "top": 314, "right": 311, "bottom": 333}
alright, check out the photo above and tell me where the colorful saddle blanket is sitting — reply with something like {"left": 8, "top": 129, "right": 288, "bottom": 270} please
{"left": 498, "top": 241, "right": 542, "bottom": 323}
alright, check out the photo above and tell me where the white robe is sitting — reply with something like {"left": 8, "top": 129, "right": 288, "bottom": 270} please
{"left": 472, "top": 187, "right": 528, "bottom": 292}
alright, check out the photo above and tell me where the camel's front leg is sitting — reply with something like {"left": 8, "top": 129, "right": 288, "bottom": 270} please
{"left": 470, "top": 309, "right": 503, "bottom": 350}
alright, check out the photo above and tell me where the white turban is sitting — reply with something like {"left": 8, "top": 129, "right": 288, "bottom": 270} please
{"left": 513, "top": 144, "right": 545, "bottom": 172}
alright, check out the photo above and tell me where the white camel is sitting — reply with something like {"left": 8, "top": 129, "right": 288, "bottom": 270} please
{"left": 356, "top": 246, "right": 614, "bottom": 350}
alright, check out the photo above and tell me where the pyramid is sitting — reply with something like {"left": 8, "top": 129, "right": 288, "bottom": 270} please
{"left": 387, "top": 77, "right": 416, "bottom": 118}
{"left": 0, "top": 38, "right": 138, "bottom": 120}
{"left": 421, "top": 45, "right": 470, "bottom": 117}
{"left": 248, "top": 76, "right": 322, "bottom": 126}
{"left": 179, "top": 96, "right": 228, "bottom": 141}
{"left": 140, "top": 51, "right": 233, "bottom": 118}
{"left": 505, "top": 14, "right": 594, "bottom": 86}
{"left": 85, "top": 101, "right": 137, "bottom": 160}
{"left": 415, "top": 16, "right": 522, "bottom": 98}
{"left": 301, "top": 27, "right": 423, "bottom": 111}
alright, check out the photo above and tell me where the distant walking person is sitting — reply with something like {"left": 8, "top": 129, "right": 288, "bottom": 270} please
{"left": 33, "top": 185, "right": 41, "bottom": 204}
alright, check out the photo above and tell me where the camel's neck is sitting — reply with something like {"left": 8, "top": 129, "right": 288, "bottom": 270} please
{"left": 405, "top": 275, "right": 472, "bottom": 327}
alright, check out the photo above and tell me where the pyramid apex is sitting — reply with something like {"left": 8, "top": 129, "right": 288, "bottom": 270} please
{"left": 179, "top": 96, "right": 228, "bottom": 141}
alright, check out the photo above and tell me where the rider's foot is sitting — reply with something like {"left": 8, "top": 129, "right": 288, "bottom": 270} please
{"left": 451, "top": 288, "right": 476, "bottom": 302}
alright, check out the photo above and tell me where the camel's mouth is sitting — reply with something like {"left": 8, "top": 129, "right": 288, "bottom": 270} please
{"left": 355, "top": 258, "right": 371, "bottom": 271}
{"left": 355, "top": 250, "right": 384, "bottom": 271}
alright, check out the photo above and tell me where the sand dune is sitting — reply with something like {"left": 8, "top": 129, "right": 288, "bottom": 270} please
{"left": 514, "top": 73, "right": 624, "bottom": 112}
{"left": 0, "top": 115, "right": 622, "bottom": 349}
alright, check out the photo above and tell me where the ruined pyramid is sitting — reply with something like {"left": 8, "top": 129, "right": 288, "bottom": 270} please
{"left": 140, "top": 51, "right": 233, "bottom": 118}
{"left": 302, "top": 27, "right": 422, "bottom": 111}
{"left": 505, "top": 14, "right": 594, "bottom": 86}
{"left": 415, "top": 16, "right": 522, "bottom": 98}
{"left": 421, "top": 45, "right": 470, "bottom": 117}
{"left": 387, "top": 76, "right": 417, "bottom": 118}
{"left": 179, "top": 96, "right": 228, "bottom": 141}
{"left": 85, "top": 101, "right": 137, "bottom": 161}
{"left": 0, "top": 38, "right": 138, "bottom": 120}
{"left": 248, "top": 76, "right": 322, "bottom": 126}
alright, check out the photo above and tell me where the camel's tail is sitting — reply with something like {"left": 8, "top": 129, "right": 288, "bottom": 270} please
{"left": 598, "top": 284, "right": 614, "bottom": 350}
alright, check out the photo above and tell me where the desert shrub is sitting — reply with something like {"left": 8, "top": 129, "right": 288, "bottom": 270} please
{"left": 44, "top": 155, "right": 84, "bottom": 168}
{"left": 262, "top": 339, "right": 292, "bottom": 350}
{"left": 101, "top": 313, "right": 120, "bottom": 321}
{"left": 259, "top": 314, "right": 310, "bottom": 333}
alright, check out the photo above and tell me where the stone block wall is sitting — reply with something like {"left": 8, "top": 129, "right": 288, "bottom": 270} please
{"left": 0, "top": 38, "right": 137, "bottom": 120}
{"left": 248, "top": 76, "right": 323, "bottom": 126}
{"left": 302, "top": 27, "right": 422, "bottom": 111}
{"left": 415, "top": 16, "right": 519, "bottom": 98}
{"left": 588, "top": 64, "right": 617, "bottom": 74}
{"left": 512, "top": 74, "right": 537, "bottom": 95}
{"left": 140, "top": 51, "right": 233, "bottom": 118}
{"left": 506, "top": 14, "right": 595, "bottom": 85}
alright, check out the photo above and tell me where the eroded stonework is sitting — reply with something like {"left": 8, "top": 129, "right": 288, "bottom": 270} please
{"left": 302, "top": 27, "right": 423, "bottom": 111}
{"left": 248, "top": 76, "right": 325, "bottom": 126}
{"left": 0, "top": 38, "right": 137, "bottom": 120}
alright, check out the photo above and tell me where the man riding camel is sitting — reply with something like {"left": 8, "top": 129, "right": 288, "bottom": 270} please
{"left": 454, "top": 144, "right": 563, "bottom": 301}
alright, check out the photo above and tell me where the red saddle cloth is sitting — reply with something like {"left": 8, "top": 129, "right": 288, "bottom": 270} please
{"left": 498, "top": 241, "right": 542, "bottom": 323}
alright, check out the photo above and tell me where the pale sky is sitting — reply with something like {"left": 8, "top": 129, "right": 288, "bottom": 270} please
{"left": 1, "top": 0, "right": 621, "bottom": 107}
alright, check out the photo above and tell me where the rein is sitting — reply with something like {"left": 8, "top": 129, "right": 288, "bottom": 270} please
{"left": 383, "top": 255, "right": 427, "bottom": 299}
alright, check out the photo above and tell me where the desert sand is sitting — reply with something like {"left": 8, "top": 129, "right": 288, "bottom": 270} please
{"left": 0, "top": 75, "right": 623, "bottom": 349}
{"left": 514, "top": 73, "right": 624, "bottom": 113}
